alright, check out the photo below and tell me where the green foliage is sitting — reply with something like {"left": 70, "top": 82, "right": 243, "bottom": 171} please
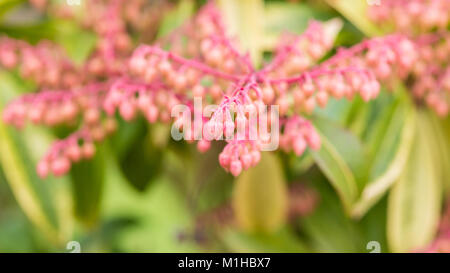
{"left": 387, "top": 110, "right": 443, "bottom": 252}
{"left": 69, "top": 144, "right": 105, "bottom": 228}
{"left": 112, "top": 118, "right": 163, "bottom": 192}
{"left": 0, "top": 72, "right": 72, "bottom": 246}
{"left": 232, "top": 153, "right": 288, "bottom": 233}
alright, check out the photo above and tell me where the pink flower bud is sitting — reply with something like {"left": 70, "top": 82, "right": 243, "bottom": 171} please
{"left": 241, "top": 153, "right": 253, "bottom": 170}
{"left": 138, "top": 94, "right": 151, "bottom": 110}
{"left": 119, "top": 100, "right": 136, "bottom": 121}
{"left": 376, "top": 62, "right": 391, "bottom": 79}
{"left": 103, "top": 98, "right": 116, "bottom": 116}
{"left": 316, "top": 91, "right": 328, "bottom": 108}
{"left": 51, "top": 157, "right": 71, "bottom": 176}
{"left": 192, "top": 85, "right": 205, "bottom": 97}
{"left": 29, "top": 106, "right": 44, "bottom": 124}
{"left": 66, "top": 145, "right": 82, "bottom": 162}
{"left": 85, "top": 108, "right": 100, "bottom": 125}
{"left": 302, "top": 82, "right": 315, "bottom": 97}
{"left": 230, "top": 160, "right": 242, "bottom": 177}
{"left": 82, "top": 142, "right": 96, "bottom": 159}
{"left": 130, "top": 56, "right": 147, "bottom": 74}
{"left": 293, "top": 137, "right": 307, "bottom": 156}
{"left": 158, "top": 60, "right": 172, "bottom": 76}
{"left": 219, "top": 152, "right": 231, "bottom": 169}
{"left": 145, "top": 105, "right": 158, "bottom": 123}
{"left": 306, "top": 130, "right": 321, "bottom": 150}
{"left": 360, "top": 82, "right": 373, "bottom": 102}
{"left": 61, "top": 101, "right": 78, "bottom": 121}
{"left": 36, "top": 160, "right": 49, "bottom": 179}
{"left": 251, "top": 150, "right": 261, "bottom": 166}
{"left": 197, "top": 139, "right": 211, "bottom": 153}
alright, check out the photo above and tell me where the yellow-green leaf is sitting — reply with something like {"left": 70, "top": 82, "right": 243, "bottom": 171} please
{"left": 218, "top": 0, "right": 264, "bottom": 67}
{"left": 310, "top": 117, "right": 363, "bottom": 212}
{"left": 387, "top": 110, "right": 442, "bottom": 252}
{"left": 351, "top": 93, "right": 416, "bottom": 218}
{"left": 0, "top": 72, "right": 72, "bottom": 245}
{"left": 232, "top": 152, "right": 288, "bottom": 233}
{"left": 325, "top": 0, "right": 383, "bottom": 37}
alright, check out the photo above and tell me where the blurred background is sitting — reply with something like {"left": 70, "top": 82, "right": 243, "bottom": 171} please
{"left": 0, "top": 0, "right": 449, "bottom": 253}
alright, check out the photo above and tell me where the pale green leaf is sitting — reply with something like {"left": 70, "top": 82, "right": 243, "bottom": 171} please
{"left": 0, "top": 72, "right": 73, "bottom": 245}
{"left": 324, "top": 0, "right": 383, "bottom": 37}
{"left": 218, "top": 0, "right": 264, "bottom": 66}
{"left": 387, "top": 110, "right": 442, "bottom": 252}
{"left": 232, "top": 152, "right": 288, "bottom": 233}
{"left": 157, "top": 0, "right": 195, "bottom": 38}
{"left": 311, "top": 116, "right": 364, "bottom": 212}
{"left": 351, "top": 93, "right": 415, "bottom": 218}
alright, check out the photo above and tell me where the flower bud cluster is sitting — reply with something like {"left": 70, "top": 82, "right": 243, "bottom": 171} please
{"left": 368, "top": 0, "right": 450, "bottom": 116}
{"left": 263, "top": 21, "right": 335, "bottom": 77}
{"left": 103, "top": 79, "right": 180, "bottom": 124}
{"left": 368, "top": 0, "right": 450, "bottom": 34}
{"left": 0, "top": 37, "right": 79, "bottom": 88}
{"left": 4, "top": 1, "right": 449, "bottom": 179}
{"left": 219, "top": 141, "right": 261, "bottom": 176}
{"left": 36, "top": 120, "right": 116, "bottom": 178}
{"left": 280, "top": 117, "right": 321, "bottom": 157}
{"left": 411, "top": 35, "right": 450, "bottom": 116}
{"left": 2, "top": 82, "right": 111, "bottom": 129}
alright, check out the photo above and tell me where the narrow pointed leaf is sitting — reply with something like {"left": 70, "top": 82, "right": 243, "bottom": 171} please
{"left": 352, "top": 93, "right": 415, "bottom": 218}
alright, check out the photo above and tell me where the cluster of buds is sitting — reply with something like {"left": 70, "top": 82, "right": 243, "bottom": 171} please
{"left": 411, "top": 34, "right": 450, "bottom": 116}
{"left": 219, "top": 141, "right": 261, "bottom": 177}
{"left": 0, "top": 37, "right": 80, "bottom": 88}
{"left": 2, "top": 80, "right": 120, "bottom": 177}
{"left": 263, "top": 20, "right": 336, "bottom": 78}
{"left": 103, "top": 79, "right": 179, "bottom": 123}
{"left": 82, "top": 0, "right": 132, "bottom": 76}
{"left": 3, "top": 1, "right": 445, "bottom": 178}
{"left": 2, "top": 81, "right": 112, "bottom": 129}
{"left": 368, "top": 0, "right": 450, "bottom": 117}
{"left": 280, "top": 117, "right": 320, "bottom": 157}
{"left": 368, "top": 0, "right": 450, "bottom": 33}
{"left": 258, "top": 34, "right": 417, "bottom": 118}
{"left": 29, "top": 0, "right": 143, "bottom": 77}
{"left": 36, "top": 120, "right": 116, "bottom": 178}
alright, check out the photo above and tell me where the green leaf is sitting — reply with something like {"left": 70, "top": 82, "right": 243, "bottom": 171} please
{"left": 310, "top": 115, "right": 366, "bottom": 211}
{"left": 313, "top": 115, "right": 369, "bottom": 189}
{"left": 427, "top": 113, "right": 450, "bottom": 195}
{"left": 112, "top": 118, "right": 163, "bottom": 192}
{"left": 157, "top": 0, "right": 195, "bottom": 38}
{"left": 222, "top": 227, "right": 309, "bottom": 253}
{"left": 324, "top": 0, "right": 383, "bottom": 37}
{"left": 101, "top": 149, "right": 200, "bottom": 252}
{"left": 54, "top": 20, "right": 97, "bottom": 65}
{"left": 301, "top": 172, "right": 365, "bottom": 252}
{"left": 218, "top": 0, "right": 264, "bottom": 66}
{"left": 351, "top": 92, "right": 416, "bottom": 218}
{"left": 232, "top": 152, "right": 288, "bottom": 233}
{"left": 69, "top": 144, "right": 105, "bottom": 228}
{"left": 263, "top": 2, "right": 344, "bottom": 50}
{"left": 0, "top": 72, "right": 72, "bottom": 245}
{"left": 0, "top": 0, "right": 25, "bottom": 19}
{"left": 387, "top": 110, "right": 442, "bottom": 252}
